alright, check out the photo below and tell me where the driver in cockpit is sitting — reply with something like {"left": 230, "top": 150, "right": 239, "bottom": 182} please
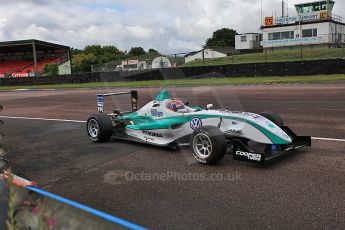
{"left": 167, "top": 99, "right": 186, "bottom": 113}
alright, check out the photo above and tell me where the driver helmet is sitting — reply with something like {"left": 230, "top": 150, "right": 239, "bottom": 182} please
{"left": 168, "top": 99, "right": 184, "bottom": 112}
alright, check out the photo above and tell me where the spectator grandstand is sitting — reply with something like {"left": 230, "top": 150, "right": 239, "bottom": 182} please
{"left": 0, "top": 39, "right": 71, "bottom": 78}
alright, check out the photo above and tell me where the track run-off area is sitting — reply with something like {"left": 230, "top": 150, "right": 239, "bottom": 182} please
{"left": 1, "top": 83, "right": 345, "bottom": 229}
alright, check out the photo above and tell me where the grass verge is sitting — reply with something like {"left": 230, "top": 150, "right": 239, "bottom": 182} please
{"left": 1, "top": 75, "right": 345, "bottom": 90}
{"left": 183, "top": 47, "right": 345, "bottom": 67}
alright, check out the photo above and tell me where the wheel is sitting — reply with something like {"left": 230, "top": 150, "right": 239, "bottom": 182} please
{"left": 260, "top": 111, "right": 285, "bottom": 127}
{"left": 190, "top": 126, "right": 227, "bottom": 165}
{"left": 87, "top": 113, "right": 113, "bottom": 142}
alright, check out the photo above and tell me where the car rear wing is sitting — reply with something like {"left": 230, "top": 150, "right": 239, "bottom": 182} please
{"left": 96, "top": 90, "right": 138, "bottom": 113}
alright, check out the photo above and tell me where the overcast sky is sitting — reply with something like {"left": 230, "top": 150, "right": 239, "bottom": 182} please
{"left": 0, "top": 0, "right": 343, "bottom": 54}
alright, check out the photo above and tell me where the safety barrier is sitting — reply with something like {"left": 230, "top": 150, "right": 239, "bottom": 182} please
{"left": 0, "top": 58, "right": 344, "bottom": 86}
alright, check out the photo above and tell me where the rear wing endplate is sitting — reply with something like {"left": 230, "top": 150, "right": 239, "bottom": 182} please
{"left": 96, "top": 90, "right": 138, "bottom": 113}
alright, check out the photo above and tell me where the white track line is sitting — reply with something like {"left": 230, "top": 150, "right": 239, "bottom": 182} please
{"left": 1, "top": 115, "right": 345, "bottom": 143}
{"left": 311, "top": 137, "right": 345, "bottom": 142}
{"left": 0, "top": 116, "right": 85, "bottom": 123}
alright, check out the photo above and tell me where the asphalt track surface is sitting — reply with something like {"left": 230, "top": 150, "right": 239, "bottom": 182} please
{"left": 1, "top": 83, "right": 345, "bottom": 229}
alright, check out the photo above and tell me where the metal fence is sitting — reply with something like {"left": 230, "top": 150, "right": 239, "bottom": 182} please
{"left": 91, "top": 54, "right": 185, "bottom": 73}
{"left": 186, "top": 44, "right": 345, "bottom": 66}
{"left": 91, "top": 45, "right": 345, "bottom": 72}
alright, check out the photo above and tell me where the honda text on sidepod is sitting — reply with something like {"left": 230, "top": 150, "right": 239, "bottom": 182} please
{"left": 86, "top": 90, "right": 311, "bottom": 165}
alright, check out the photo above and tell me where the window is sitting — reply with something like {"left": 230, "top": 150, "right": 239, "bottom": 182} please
{"left": 281, "top": 31, "right": 294, "bottom": 39}
{"left": 320, "top": 3, "right": 327, "bottom": 10}
{"left": 302, "top": 29, "right": 317, "bottom": 38}
{"left": 302, "top": 5, "right": 312, "bottom": 13}
{"left": 241, "top": 36, "right": 247, "bottom": 42}
{"left": 281, "top": 32, "right": 289, "bottom": 39}
{"left": 268, "top": 31, "right": 294, "bottom": 40}
{"left": 296, "top": 2, "right": 332, "bottom": 13}
{"left": 273, "top": 32, "right": 281, "bottom": 40}
{"left": 295, "top": 6, "right": 303, "bottom": 14}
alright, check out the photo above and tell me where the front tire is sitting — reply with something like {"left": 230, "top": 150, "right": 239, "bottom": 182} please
{"left": 190, "top": 126, "right": 227, "bottom": 165}
{"left": 87, "top": 113, "right": 113, "bottom": 142}
{"left": 260, "top": 111, "right": 285, "bottom": 126}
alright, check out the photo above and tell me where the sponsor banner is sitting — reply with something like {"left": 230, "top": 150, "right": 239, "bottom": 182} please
{"left": 122, "top": 60, "right": 138, "bottom": 65}
{"left": 11, "top": 73, "right": 29, "bottom": 78}
{"left": 261, "top": 36, "right": 323, "bottom": 47}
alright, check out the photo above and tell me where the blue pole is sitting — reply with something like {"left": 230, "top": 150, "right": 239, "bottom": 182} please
{"left": 27, "top": 186, "right": 147, "bottom": 230}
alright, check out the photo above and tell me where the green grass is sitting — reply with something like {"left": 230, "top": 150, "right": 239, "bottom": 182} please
{"left": 1, "top": 75, "right": 345, "bottom": 91}
{"left": 183, "top": 47, "right": 345, "bottom": 67}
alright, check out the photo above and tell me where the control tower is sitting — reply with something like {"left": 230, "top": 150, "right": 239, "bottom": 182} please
{"left": 261, "top": 0, "right": 344, "bottom": 50}
{"left": 295, "top": 0, "right": 334, "bottom": 14}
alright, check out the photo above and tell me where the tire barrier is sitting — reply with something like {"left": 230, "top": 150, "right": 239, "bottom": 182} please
{"left": 0, "top": 105, "right": 9, "bottom": 171}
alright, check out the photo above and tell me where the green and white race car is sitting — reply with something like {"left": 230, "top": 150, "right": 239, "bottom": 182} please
{"left": 86, "top": 90, "right": 311, "bottom": 165}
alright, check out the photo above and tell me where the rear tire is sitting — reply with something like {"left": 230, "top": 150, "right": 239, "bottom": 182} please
{"left": 260, "top": 111, "right": 285, "bottom": 126}
{"left": 87, "top": 113, "right": 113, "bottom": 142}
{"left": 190, "top": 126, "right": 227, "bottom": 165}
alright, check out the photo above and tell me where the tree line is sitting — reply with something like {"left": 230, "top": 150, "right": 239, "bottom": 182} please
{"left": 69, "top": 28, "right": 237, "bottom": 73}
{"left": 71, "top": 45, "right": 159, "bottom": 73}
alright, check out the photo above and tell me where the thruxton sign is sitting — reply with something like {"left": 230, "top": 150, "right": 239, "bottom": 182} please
{"left": 268, "top": 11, "right": 328, "bottom": 25}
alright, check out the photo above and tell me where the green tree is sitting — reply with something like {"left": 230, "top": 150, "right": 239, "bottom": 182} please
{"left": 205, "top": 28, "right": 238, "bottom": 48}
{"left": 72, "top": 53, "right": 97, "bottom": 73}
{"left": 43, "top": 64, "right": 59, "bottom": 76}
{"left": 148, "top": 48, "right": 160, "bottom": 55}
{"left": 71, "top": 45, "right": 125, "bottom": 73}
{"left": 71, "top": 48, "right": 83, "bottom": 55}
{"left": 128, "top": 47, "right": 146, "bottom": 57}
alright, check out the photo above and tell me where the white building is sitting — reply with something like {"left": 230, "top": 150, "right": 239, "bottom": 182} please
{"left": 261, "top": 0, "right": 345, "bottom": 50}
{"left": 235, "top": 33, "right": 262, "bottom": 50}
{"left": 184, "top": 48, "right": 235, "bottom": 63}
{"left": 116, "top": 59, "right": 147, "bottom": 71}
{"left": 151, "top": 57, "right": 172, "bottom": 69}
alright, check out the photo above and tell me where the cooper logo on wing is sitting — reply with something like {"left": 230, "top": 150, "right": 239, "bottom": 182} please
{"left": 190, "top": 117, "right": 202, "bottom": 130}
{"left": 235, "top": 151, "right": 262, "bottom": 162}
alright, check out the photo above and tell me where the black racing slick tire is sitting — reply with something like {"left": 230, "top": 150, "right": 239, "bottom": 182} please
{"left": 260, "top": 111, "right": 285, "bottom": 127}
{"left": 86, "top": 113, "right": 113, "bottom": 142}
{"left": 190, "top": 126, "right": 227, "bottom": 165}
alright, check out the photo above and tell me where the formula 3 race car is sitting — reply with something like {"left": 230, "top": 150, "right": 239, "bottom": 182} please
{"left": 86, "top": 90, "right": 311, "bottom": 165}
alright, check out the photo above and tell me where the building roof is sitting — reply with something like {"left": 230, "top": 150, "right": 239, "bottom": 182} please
{"left": 294, "top": 0, "right": 335, "bottom": 7}
{"left": 261, "top": 18, "right": 345, "bottom": 29}
{"left": 184, "top": 50, "right": 201, "bottom": 58}
{"left": 0, "top": 39, "right": 70, "bottom": 53}
{"left": 237, "top": 33, "right": 262, "bottom": 35}
{"left": 184, "top": 47, "right": 235, "bottom": 57}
